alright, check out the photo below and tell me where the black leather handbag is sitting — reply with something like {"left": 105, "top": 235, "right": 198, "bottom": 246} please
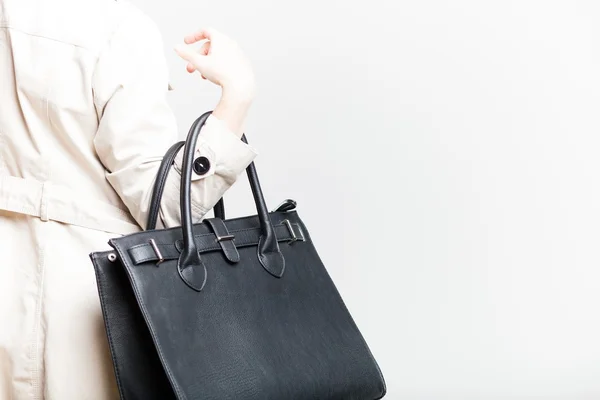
{"left": 90, "top": 112, "right": 386, "bottom": 400}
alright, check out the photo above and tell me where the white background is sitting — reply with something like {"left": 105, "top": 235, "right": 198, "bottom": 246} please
{"left": 139, "top": 1, "right": 600, "bottom": 398}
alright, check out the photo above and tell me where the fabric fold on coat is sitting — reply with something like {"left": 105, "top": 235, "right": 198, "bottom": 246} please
{"left": 0, "top": 0, "right": 257, "bottom": 398}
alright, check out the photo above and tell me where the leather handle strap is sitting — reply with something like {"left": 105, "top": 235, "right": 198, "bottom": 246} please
{"left": 241, "top": 134, "right": 285, "bottom": 278}
{"left": 146, "top": 112, "right": 285, "bottom": 291}
{"left": 147, "top": 141, "right": 184, "bottom": 230}
{"left": 146, "top": 141, "right": 225, "bottom": 231}
{"left": 177, "top": 112, "right": 286, "bottom": 291}
{"left": 213, "top": 195, "right": 225, "bottom": 220}
{"left": 178, "top": 113, "right": 211, "bottom": 291}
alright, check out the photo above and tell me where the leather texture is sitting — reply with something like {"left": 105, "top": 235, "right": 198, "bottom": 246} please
{"left": 90, "top": 112, "right": 387, "bottom": 400}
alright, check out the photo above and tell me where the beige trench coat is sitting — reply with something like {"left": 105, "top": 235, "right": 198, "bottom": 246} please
{"left": 0, "top": 0, "right": 258, "bottom": 398}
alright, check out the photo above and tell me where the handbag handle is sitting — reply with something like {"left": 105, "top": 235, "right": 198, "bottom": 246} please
{"left": 177, "top": 111, "right": 285, "bottom": 292}
{"left": 146, "top": 141, "right": 225, "bottom": 230}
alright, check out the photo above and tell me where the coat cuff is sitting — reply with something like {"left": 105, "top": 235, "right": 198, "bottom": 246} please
{"left": 173, "top": 115, "right": 258, "bottom": 182}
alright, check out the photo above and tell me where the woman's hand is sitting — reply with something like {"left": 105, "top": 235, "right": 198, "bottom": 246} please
{"left": 174, "top": 28, "right": 256, "bottom": 103}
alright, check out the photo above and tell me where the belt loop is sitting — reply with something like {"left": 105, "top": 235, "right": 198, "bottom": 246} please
{"left": 40, "top": 181, "right": 49, "bottom": 222}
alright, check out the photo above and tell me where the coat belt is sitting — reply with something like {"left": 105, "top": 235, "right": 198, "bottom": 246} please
{"left": 0, "top": 175, "right": 141, "bottom": 234}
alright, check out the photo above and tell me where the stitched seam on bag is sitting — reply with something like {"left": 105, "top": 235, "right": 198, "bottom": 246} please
{"left": 125, "top": 224, "right": 286, "bottom": 251}
{"left": 193, "top": 210, "right": 299, "bottom": 225}
{"left": 126, "top": 223, "right": 304, "bottom": 264}
{"left": 127, "top": 224, "right": 300, "bottom": 254}
{"left": 257, "top": 235, "right": 286, "bottom": 277}
{"left": 112, "top": 244, "right": 186, "bottom": 399}
{"left": 131, "top": 253, "right": 155, "bottom": 264}
{"left": 91, "top": 254, "right": 128, "bottom": 400}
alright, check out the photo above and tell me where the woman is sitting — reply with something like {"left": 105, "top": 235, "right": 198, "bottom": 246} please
{"left": 0, "top": 0, "right": 257, "bottom": 398}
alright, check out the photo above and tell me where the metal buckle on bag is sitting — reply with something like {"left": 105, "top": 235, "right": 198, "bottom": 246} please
{"left": 282, "top": 219, "right": 303, "bottom": 243}
{"left": 149, "top": 239, "right": 164, "bottom": 265}
{"left": 216, "top": 234, "right": 235, "bottom": 242}
{"left": 272, "top": 199, "right": 297, "bottom": 213}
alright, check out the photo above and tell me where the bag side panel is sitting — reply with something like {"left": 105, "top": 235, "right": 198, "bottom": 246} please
{"left": 91, "top": 251, "right": 176, "bottom": 400}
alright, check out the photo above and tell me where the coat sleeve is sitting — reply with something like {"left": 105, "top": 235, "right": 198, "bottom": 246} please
{"left": 91, "top": 9, "right": 257, "bottom": 230}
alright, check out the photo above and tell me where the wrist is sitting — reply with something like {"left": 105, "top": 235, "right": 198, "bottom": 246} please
{"left": 213, "top": 92, "right": 253, "bottom": 136}
{"left": 220, "top": 82, "right": 256, "bottom": 105}
{"left": 216, "top": 93, "right": 252, "bottom": 118}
